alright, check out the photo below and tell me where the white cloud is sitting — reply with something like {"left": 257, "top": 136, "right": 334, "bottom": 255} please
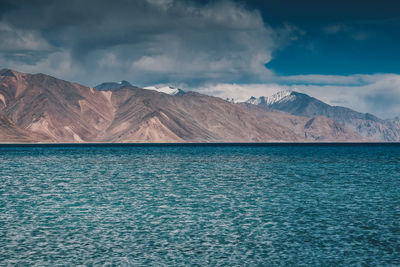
{"left": 274, "top": 74, "right": 365, "bottom": 85}
{"left": 195, "top": 83, "right": 284, "bottom": 102}
{"left": 131, "top": 55, "right": 177, "bottom": 73}
{"left": 1, "top": 49, "right": 83, "bottom": 83}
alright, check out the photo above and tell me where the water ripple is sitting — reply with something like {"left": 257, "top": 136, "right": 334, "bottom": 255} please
{"left": 0, "top": 145, "right": 399, "bottom": 265}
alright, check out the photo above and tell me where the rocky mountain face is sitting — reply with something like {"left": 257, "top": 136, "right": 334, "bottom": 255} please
{"left": 99, "top": 89, "right": 302, "bottom": 142}
{"left": 0, "top": 69, "right": 368, "bottom": 143}
{"left": 246, "top": 91, "right": 400, "bottom": 141}
{"left": 0, "top": 113, "right": 50, "bottom": 143}
{"left": 0, "top": 69, "right": 115, "bottom": 142}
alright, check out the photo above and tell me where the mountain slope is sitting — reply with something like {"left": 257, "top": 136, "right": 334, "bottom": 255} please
{"left": 0, "top": 113, "right": 50, "bottom": 143}
{"left": 247, "top": 91, "right": 400, "bottom": 141}
{"left": 98, "top": 88, "right": 301, "bottom": 142}
{"left": 238, "top": 103, "right": 366, "bottom": 141}
{"left": 0, "top": 69, "right": 115, "bottom": 142}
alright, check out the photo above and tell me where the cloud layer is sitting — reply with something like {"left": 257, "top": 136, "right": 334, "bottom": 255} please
{"left": 0, "top": 0, "right": 297, "bottom": 85}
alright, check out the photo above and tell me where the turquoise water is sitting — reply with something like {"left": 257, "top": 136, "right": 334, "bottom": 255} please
{"left": 0, "top": 144, "right": 399, "bottom": 266}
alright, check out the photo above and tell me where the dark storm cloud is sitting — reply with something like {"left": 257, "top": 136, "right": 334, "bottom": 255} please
{"left": 0, "top": 0, "right": 298, "bottom": 86}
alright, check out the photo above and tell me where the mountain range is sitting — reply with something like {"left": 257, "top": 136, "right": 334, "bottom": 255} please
{"left": 0, "top": 68, "right": 395, "bottom": 143}
{"left": 245, "top": 91, "right": 400, "bottom": 141}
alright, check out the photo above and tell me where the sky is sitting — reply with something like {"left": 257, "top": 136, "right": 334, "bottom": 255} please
{"left": 0, "top": 0, "right": 399, "bottom": 118}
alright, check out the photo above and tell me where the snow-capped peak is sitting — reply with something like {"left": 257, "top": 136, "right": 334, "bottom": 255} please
{"left": 264, "top": 90, "right": 293, "bottom": 105}
{"left": 245, "top": 90, "right": 294, "bottom": 106}
{"left": 144, "top": 85, "right": 184, "bottom": 95}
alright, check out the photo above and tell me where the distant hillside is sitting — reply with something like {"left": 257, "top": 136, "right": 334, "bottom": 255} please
{"left": 245, "top": 91, "right": 400, "bottom": 141}
{"left": 238, "top": 103, "right": 366, "bottom": 142}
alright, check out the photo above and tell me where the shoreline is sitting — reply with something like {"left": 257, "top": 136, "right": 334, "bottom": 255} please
{"left": 0, "top": 142, "right": 399, "bottom": 147}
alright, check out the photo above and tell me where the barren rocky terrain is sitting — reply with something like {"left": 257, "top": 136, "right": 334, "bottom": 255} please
{"left": 0, "top": 69, "right": 369, "bottom": 143}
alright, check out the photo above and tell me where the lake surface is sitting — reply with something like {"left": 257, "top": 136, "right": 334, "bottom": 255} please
{"left": 0, "top": 144, "right": 399, "bottom": 266}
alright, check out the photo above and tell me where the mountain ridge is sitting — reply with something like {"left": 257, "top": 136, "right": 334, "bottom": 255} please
{"left": 0, "top": 69, "right": 378, "bottom": 143}
{"left": 244, "top": 91, "right": 400, "bottom": 141}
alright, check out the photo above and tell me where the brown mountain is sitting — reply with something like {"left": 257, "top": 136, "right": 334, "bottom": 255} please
{"left": 0, "top": 113, "right": 50, "bottom": 143}
{"left": 0, "top": 69, "right": 366, "bottom": 143}
{"left": 98, "top": 88, "right": 300, "bottom": 142}
{"left": 0, "top": 69, "right": 114, "bottom": 142}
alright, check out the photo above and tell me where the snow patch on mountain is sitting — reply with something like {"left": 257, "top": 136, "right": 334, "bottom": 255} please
{"left": 264, "top": 90, "right": 294, "bottom": 105}
{"left": 245, "top": 90, "right": 294, "bottom": 105}
{"left": 144, "top": 85, "right": 184, "bottom": 95}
